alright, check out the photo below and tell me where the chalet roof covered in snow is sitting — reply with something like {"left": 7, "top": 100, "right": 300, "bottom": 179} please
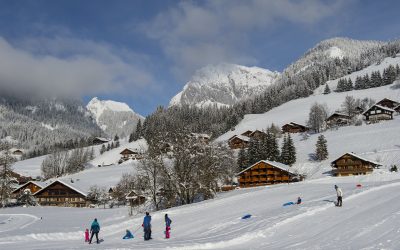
{"left": 228, "top": 134, "right": 250, "bottom": 142}
{"left": 331, "top": 152, "right": 382, "bottom": 167}
{"left": 34, "top": 179, "right": 89, "bottom": 197}
{"left": 362, "top": 104, "right": 395, "bottom": 115}
{"left": 236, "top": 160, "right": 297, "bottom": 176}
{"left": 12, "top": 181, "right": 48, "bottom": 193}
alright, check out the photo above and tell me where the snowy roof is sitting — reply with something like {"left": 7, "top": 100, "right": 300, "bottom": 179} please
{"left": 331, "top": 152, "right": 382, "bottom": 167}
{"left": 362, "top": 104, "right": 395, "bottom": 115}
{"left": 377, "top": 98, "right": 399, "bottom": 105}
{"left": 229, "top": 135, "right": 250, "bottom": 142}
{"left": 120, "top": 148, "right": 140, "bottom": 154}
{"left": 190, "top": 132, "right": 211, "bottom": 139}
{"left": 94, "top": 137, "right": 110, "bottom": 142}
{"left": 34, "top": 179, "right": 88, "bottom": 197}
{"left": 236, "top": 160, "right": 297, "bottom": 176}
{"left": 327, "top": 112, "right": 350, "bottom": 119}
{"left": 283, "top": 122, "right": 308, "bottom": 128}
{"left": 12, "top": 180, "right": 47, "bottom": 193}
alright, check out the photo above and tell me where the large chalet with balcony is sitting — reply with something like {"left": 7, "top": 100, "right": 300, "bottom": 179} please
{"left": 236, "top": 160, "right": 300, "bottom": 188}
{"left": 281, "top": 122, "right": 309, "bottom": 133}
{"left": 362, "top": 104, "right": 395, "bottom": 121}
{"left": 331, "top": 152, "right": 381, "bottom": 177}
{"left": 34, "top": 180, "right": 89, "bottom": 207}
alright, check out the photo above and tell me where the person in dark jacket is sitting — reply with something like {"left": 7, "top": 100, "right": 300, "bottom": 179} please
{"left": 297, "top": 197, "right": 302, "bottom": 204}
{"left": 142, "top": 212, "right": 152, "bottom": 240}
{"left": 89, "top": 218, "right": 100, "bottom": 244}
{"left": 165, "top": 214, "right": 172, "bottom": 239}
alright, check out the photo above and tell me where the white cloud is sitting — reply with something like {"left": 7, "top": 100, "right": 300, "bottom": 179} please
{"left": 141, "top": 0, "right": 347, "bottom": 80}
{"left": 0, "top": 36, "right": 154, "bottom": 97}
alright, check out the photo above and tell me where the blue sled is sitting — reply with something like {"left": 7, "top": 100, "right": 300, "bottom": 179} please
{"left": 241, "top": 214, "right": 252, "bottom": 219}
{"left": 283, "top": 202, "right": 295, "bottom": 206}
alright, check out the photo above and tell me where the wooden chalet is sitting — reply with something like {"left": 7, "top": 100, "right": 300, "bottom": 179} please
{"left": 10, "top": 148, "right": 24, "bottom": 156}
{"left": 92, "top": 137, "right": 110, "bottom": 145}
{"left": 326, "top": 112, "right": 351, "bottom": 127}
{"left": 34, "top": 180, "right": 89, "bottom": 207}
{"left": 9, "top": 171, "right": 33, "bottom": 185}
{"left": 249, "top": 130, "right": 266, "bottom": 139}
{"left": 228, "top": 135, "right": 250, "bottom": 149}
{"left": 120, "top": 148, "right": 142, "bottom": 160}
{"left": 282, "top": 122, "right": 309, "bottom": 133}
{"left": 331, "top": 152, "right": 381, "bottom": 177}
{"left": 236, "top": 160, "right": 299, "bottom": 188}
{"left": 376, "top": 98, "right": 399, "bottom": 109}
{"left": 126, "top": 190, "right": 146, "bottom": 207}
{"left": 12, "top": 181, "right": 46, "bottom": 198}
{"left": 241, "top": 130, "right": 253, "bottom": 137}
{"left": 362, "top": 104, "right": 395, "bottom": 121}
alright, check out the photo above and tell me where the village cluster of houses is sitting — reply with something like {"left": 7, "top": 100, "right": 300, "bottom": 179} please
{"left": 11, "top": 179, "right": 147, "bottom": 208}
{"left": 229, "top": 98, "right": 400, "bottom": 151}
{"left": 230, "top": 98, "right": 399, "bottom": 188}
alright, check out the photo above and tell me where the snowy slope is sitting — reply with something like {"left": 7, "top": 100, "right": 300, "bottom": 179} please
{"left": 2, "top": 175, "right": 400, "bottom": 249}
{"left": 316, "top": 54, "right": 400, "bottom": 94}
{"left": 216, "top": 80, "right": 400, "bottom": 177}
{"left": 12, "top": 138, "right": 148, "bottom": 178}
{"left": 87, "top": 97, "right": 144, "bottom": 138}
{"left": 170, "top": 63, "right": 280, "bottom": 107}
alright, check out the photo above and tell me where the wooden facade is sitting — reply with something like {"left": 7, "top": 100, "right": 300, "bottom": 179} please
{"left": 228, "top": 135, "right": 250, "bottom": 149}
{"left": 241, "top": 130, "right": 253, "bottom": 137}
{"left": 249, "top": 130, "right": 266, "bottom": 139}
{"left": 92, "top": 137, "right": 110, "bottom": 144}
{"left": 363, "top": 104, "right": 394, "bottom": 121}
{"left": 326, "top": 113, "right": 351, "bottom": 127}
{"left": 237, "top": 160, "right": 298, "bottom": 188}
{"left": 282, "top": 122, "right": 309, "bottom": 133}
{"left": 331, "top": 152, "right": 381, "bottom": 177}
{"left": 376, "top": 98, "right": 399, "bottom": 109}
{"left": 34, "top": 180, "right": 89, "bottom": 207}
{"left": 12, "top": 181, "right": 45, "bottom": 198}
{"left": 120, "top": 148, "right": 142, "bottom": 160}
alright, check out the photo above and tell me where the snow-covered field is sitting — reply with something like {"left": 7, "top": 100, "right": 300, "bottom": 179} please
{"left": 2, "top": 173, "right": 400, "bottom": 249}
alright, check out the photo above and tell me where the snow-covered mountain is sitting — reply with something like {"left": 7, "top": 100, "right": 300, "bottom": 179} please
{"left": 170, "top": 63, "right": 280, "bottom": 107}
{"left": 0, "top": 95, "right": 102, "bottom": 152}
{"left": 87, "top": 97, "right": 143, "bottom": 138}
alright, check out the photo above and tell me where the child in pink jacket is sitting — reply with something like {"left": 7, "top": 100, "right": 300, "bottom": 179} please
{"left": 85, "top": 229, "right": 90, "bottom": 242}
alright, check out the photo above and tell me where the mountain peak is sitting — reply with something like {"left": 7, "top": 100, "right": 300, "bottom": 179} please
{"left": 170, "top": 63, "right": 280, "bottom": 107}
{"left": 87, "top": 97, "right": 143, "bottom": 138}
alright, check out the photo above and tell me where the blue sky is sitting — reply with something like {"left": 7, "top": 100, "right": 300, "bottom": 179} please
{"left": 0, "top": 0, "right": 399, "bottom": 115}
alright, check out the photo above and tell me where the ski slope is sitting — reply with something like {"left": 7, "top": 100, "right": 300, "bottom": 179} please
{"left": 1, "top": 174, "right": 400, "bottom": 249}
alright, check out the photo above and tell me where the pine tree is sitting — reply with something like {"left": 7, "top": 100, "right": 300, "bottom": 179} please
{"left": 323, "top": 84, "right": 331, "bottom": 94}
{"left": 128, "top": 132, "right": 135, "bottom": 143}
{"left": 346, "top": 78, "right": 353, "bottom": 91}
{"left": 280, "top": 134, "right": 289, "bottom": 165}
{"left": 354, "top": 76, "right": 364, "bottom": 90}
{"left": 136, "top": 120, "right": 143, "bottom": 139}
{"left": 315, "top": 135, "right": 328, "bottom": 161}
{"left": 114, "top": 135, "right": 119, "bottom": 141}
{"left": 100, "top": 144, "right": 106, "bottom": 154}
{"left": 286, "top": 134, "right": 296, "bottom": 165}
{"left": 106, "top": 143, "right": 111, "bottom": 151}
{"left": 335, "top": 79, "right": 346, "bottom": 92}
{"left": 247, "top": 138, "right": 259, "bottom": 165}
{"left": 237, "top": 146, "right": 249, "bottom": 171}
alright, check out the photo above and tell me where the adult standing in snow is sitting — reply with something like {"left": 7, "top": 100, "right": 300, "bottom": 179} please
{"left": 335, "top": 185, "right": 343, "bottom": 207}
{"left": 165, "top": 214, "right": 172, "bottom": 239}
{"left": 89, "top": 218, "right": 100, "bottom": 244}
{"left": 143, "top": 212, "right": 152, "bottom": 240}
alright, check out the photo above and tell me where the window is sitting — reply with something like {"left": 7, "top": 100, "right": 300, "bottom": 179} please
{"left": 377, "top": 110, "right": 381, "bottom": 114}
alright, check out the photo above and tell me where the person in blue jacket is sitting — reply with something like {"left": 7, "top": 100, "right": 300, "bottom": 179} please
{"left": 123, "top": 229, "right": 134, "bottom": 239}
{"left": 89, "top": 218, "right": 100, "bottom": 244}
{"left": 142, "top": 212, "right": 152, "bottom": 240}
